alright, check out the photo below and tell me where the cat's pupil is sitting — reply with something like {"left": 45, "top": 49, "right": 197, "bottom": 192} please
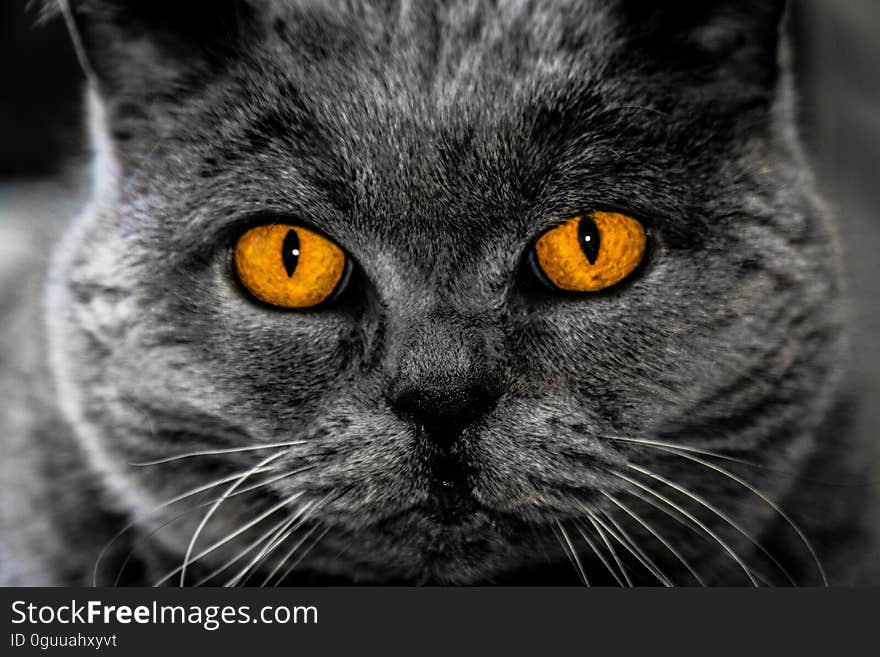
{"left": 281, "top": 229, "right": 300, "bottom": 278}
{"left": 577, "top": 215, "right": 601, "bottom": 264}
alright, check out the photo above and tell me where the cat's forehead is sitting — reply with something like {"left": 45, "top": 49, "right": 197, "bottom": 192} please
{"left": 256, "top": 0, "right": 616, "bottom": 112}
{"left": 124, "top": 0, "right": 764, "bottom": 263}
{"left": 139, "top": 3, "right": 637, "bottom": 243}
{"left": 265, "top": 0, "right": 610, "bottom": 57}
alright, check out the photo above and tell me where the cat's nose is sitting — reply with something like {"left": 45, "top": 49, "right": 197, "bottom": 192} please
{"left": 384, "top": 313, "right": 502, "bottom": 445}
{"left": 388, "top": 379, "right": 499, "bottom": 443}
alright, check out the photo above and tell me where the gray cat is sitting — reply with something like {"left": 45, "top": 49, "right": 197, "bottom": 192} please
{"left": 1, "top": 0, "right": 877, "bottom": 586}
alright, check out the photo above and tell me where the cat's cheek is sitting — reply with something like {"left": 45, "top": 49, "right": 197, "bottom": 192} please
{"left": 138, "top": 295, "right": 358, "bottom": 415}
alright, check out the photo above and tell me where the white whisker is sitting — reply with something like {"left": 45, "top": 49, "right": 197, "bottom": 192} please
{"left": 615, "top": 483, "right": 771, "bottom": 587}
{"left": 627, "top": 462, "right": 796, "bottom": 586}
{"left": 175, "top": 448, "right": 299, "bottom": 586}
{"left": 223, "top": 501, "right": 316, "bottom": 587}
{"left": 594, "top": 508, "right": 673, "bottom": 586}
{"left": 609, "top": 469, "right": 759, "bottom": 586}
{"left": 94, "top": 465, "right": 277, "bottom": 585}
{"left": 156, "top": 486, "right": 306, "bottom": 587}
{"left": 192, "top": 509, "right": 304, "bottom": 587}
{"left": 130, "top": 440, "right": 306, "bottom": 467}
{"left": 257, "top": 495, "right": 331, "bottom": 587}
{"left": 606, "top": 435, "right": 756, "bottom": 467}
{"left": 603, "top": 491, "right": 705, "bottom": 586}
{"left": 554, "top": 520, "right": 590, "bottom": 587}
{"left": 583, "top": 511, "right": 631, "bottom": 586}
{"left": 263, "top": 524, "right": 321, "bottom": 587}
{"left": 114, "top": 467, "right": 314, "bottom": 586}
{"left": 271, "top": 525, "right": 331, "bottom": 586}
{"left": 659, "top": 447, "right": 827, "bottom": 586}
{"left": 568, "top": 518, "right": 621, "bottom": 587}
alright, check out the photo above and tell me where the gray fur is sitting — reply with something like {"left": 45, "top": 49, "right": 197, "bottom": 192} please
{"left": 1, "top": 0, "right": 875, "bottom": 585}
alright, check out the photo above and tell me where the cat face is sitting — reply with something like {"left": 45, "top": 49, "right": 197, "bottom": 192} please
{"left": 49, "top": 0, "right": 844, "bottom": 584}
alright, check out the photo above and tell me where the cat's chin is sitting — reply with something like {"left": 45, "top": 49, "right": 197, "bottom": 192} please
{"left": 279, "top": 503, "right": 578, "bottom": 585}
{"left": 276, "top": 514, "right": 591, "bottom": 585}
{"left": 280, "top": 559, "right": 586, "bottom": 586}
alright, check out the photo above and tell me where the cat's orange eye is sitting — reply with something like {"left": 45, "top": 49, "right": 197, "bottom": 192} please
{"left": 532, "top": 212, "right": 647, "bottom": 292}
{"left": 234, "top": 224, "right": 348, "bottom": 308}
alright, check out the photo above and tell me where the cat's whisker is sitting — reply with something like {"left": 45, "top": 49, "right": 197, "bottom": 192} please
{"left": 159, "top": 467, "right": 281, "bottom": 507}
{"left": 593, "top": 514, "right": 636, "bottom": 587}
{"left": 271, "top": 525, "right": 331, "bottom": 587}
{"left": 223, "top": 501, "right": 316, "bottom": 587}
{"left": 129, "top": 440, "right": 306, "bottom": 467}
{"left": 207, "top": 515, "right": 297, "bottom": 587}
{"left": 608, "top": 469, "right": 760, "bottom": 586}
{"left": 568, "top": 518, "right": 618, "bottom": 586}
{"left": 112, "top": 468, "right": 308, "bottom": 585}
{"left": 232, "top": 523, "right": 310, "bottom": 588}
{"left": 156, "top": 485, "right": 307, "bottom": 587}
{"left": 115, "top": 501, "right": 220, "bottom": 587}
{"left": 656, "top": 447, "right": 828, "bottom": 586}
{"left": 583, "top": 510, "right": 632, "bottom": 586}
{"left": 94, "top": 464, "right": 278, "bottom": 585}
{"left": 615, "top": 484, "right": 774, "bottom": 586}
{"left": 626, "top": 462, "right": 797, "bottom": 586}
{"left": 263, "top": 524, "right": 321, "bottom": 587}
{"left": 602, "top": 491, "right": 706, "bottom": 586}
{"left": 553, "top": 520, "right": 590, "bottom": 587}
{"left": 605, "top": 435, "right": 757, "bottom": 468}
{"left": 606, "top": 436, "right": 877, "bottom": 488}
{"left": 258, "top": 493, "right": 334, "bottom": 587}
{"left": 242, "top": 512, "right": 326, "bottom": 588}
{"left": 175, "top": 448, "right": 300, "bottom": 586}
{"left": 620, "top": 485, "right": 706, "bottom": 539}
{"left": 593, "top": 507, "right": 673, "bottom": 586}
{"left": 191, "top": 507, "right": 306, "bottom": 588}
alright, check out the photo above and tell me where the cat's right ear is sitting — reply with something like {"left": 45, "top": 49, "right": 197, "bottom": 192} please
{"left": 616, "top": 0, "right": 789, "bottom": 100}
{"left": 43, "top": 0, "right": 256, "bottom": 100}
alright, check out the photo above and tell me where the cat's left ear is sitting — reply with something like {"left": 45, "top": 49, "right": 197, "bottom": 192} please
{"left": 47, "top": 0, "right": 257, "bottom": 100}
{"left": 617, "top": 0, "right": 789, "bottom": 96}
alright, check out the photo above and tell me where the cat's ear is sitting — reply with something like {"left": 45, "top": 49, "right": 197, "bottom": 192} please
{"left": 46, "top": 0, "right": 256, "bottom": 98}
{"left": 618, "top": 0, "right": 788, "bottom": 95}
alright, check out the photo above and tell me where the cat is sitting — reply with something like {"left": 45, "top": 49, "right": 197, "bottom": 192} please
{"left": 1, "top": 0, "right": 877, "bottom": 586}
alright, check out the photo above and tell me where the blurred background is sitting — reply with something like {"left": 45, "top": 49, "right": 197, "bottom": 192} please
{"left": 0, "top": 2, "right": 878, "bottom": 473}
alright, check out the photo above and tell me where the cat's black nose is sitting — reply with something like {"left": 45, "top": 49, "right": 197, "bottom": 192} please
{"left": 384, "top": 311, "right": 502, "bottom": 445}
{"left": 389, "top": 380, "right": 499, "bottom": 444}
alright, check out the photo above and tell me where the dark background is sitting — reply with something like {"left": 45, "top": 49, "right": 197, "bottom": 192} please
{"left": 0, "top": 2, "right": 878, "bottom": 485}
{"left": 0, "top": 1, "right": 82, "bottom": 178}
